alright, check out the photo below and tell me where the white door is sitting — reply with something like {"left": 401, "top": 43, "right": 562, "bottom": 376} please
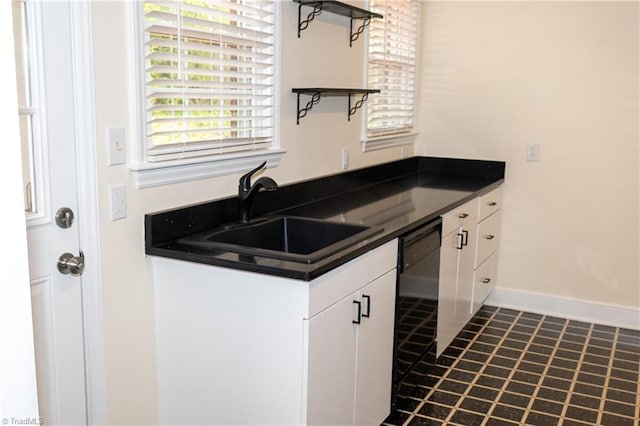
{"left": 437, "top": 228, "right": 461, "bottom": 356}
{"left": 305, "top": 295, "right": 358, "bottom": 426}
{"left": 456, "top": 222, "right": 477, "bottom": 329}
{"left": 353, "top": 270, "right": 396, "bottom": 426}
{"left": 14, "top": 1, "right": 88, "bottom": 424}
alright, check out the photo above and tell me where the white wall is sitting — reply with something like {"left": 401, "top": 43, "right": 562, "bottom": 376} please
{"left": 418, "top": 2, "right": 639, "bottom": 311}
{"left": 91, "top": 2, "right": 403, "bottom": 424}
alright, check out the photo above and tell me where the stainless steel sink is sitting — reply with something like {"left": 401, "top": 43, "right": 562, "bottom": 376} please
{"left": 178, "top": 216, "right": 382, "bottom": 263}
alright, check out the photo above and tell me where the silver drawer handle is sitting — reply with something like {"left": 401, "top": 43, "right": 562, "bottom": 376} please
{"left": 488, "top": 201, "right": 498, "bottom": 207}
{"left": 485, "top": 235, "right": 495, "bottom": 240}
{"left": 481, "top": 278, "right": 492, "bottom": 284}
{"left": 458, "top": 213, "right": 469, "bottom": 219}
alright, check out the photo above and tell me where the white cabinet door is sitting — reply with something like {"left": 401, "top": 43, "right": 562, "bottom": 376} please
{"left": 438, "top": 199, "right": 478, "bottom": 357}
{"left": 354, "top": 270, "right": 396, "bottom": 426}
{"left": 306, "top": 270, "right": 396, "bottom": 426}
{"left": 305, "top": 294, "right": 358, "bottom": 426}
{"left": 437, "top": 229, "right": 461, "bottom": 356}
{"left": 456, "top": 221, "right": 477, "bottom": 328}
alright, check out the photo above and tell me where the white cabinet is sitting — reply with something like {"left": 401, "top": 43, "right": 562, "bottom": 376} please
{"left": 471, "top": 186, "right": 503, "bottom": 314}
{"left": 471, "top": 252, "right": 498, "bottom": 314}
{"left": 305, "top": 292, "right": 358, "bottom": 426}
{"left": 353, "top": 272, "right": 396, "bottom": 426}
{"left": 437, "top": 185, "right": 503, "bottom": 356}
{"left": 153, "top": 239, "right": 398, "bottom": 426}
{"left": 437, "top": 198, "right": 479, "bottom": 357}
{"left": 305, "top": 270, "right": 395, "bottom": 426}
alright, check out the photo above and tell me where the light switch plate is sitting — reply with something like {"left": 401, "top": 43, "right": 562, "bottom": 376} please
{"left": 107, "top": 126, "right": 126, "bottom": 165}
{"left": 526, "top": 143, "right": 540, "bottom": 162}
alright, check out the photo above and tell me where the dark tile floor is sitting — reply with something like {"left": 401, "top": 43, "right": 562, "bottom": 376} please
{"left": 383, "top": 306, "right": 640, "bottom": 426}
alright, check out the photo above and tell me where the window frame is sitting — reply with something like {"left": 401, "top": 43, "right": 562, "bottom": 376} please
{"left": 129, "top": 0, "right": 284, "bottom": 188}
{"left": 361, "top": 0, "right": 420, "bottom": 152}
{"left": 14, "top": 0, "right": 51, "bottom": 224}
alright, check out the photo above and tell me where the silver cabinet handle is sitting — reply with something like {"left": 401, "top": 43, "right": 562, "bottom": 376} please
{"left": 481, "top": 278, "right": 491, "bottom": 284}
{"left": 488, "top": 201, "right": 498, "bottom": 207}
{"left": 485, "top": 235, "right": 495, "bottom": 240}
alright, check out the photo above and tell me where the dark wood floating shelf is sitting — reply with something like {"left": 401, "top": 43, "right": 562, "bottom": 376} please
{"left": 293, "top": 0, "right": 383, "bottom": 47}
{"left": 292, "top": 88, "right": 380, "bottom": 124}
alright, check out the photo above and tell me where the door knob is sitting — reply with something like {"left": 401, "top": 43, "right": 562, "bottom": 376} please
{"left": 57, "top": 251, "right": 85, "bottom": 276}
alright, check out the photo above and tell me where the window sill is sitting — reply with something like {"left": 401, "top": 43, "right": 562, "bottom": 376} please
{"left": 129, "top": 149, "right": 286, "bottom": 188}
{"left": 361, "top": 132, "right": 417, "bottom": 152}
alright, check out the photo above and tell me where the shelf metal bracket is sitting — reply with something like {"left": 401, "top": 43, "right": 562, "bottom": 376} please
{"left": 298, "top": 2, "right": 323, "bottom": 38}
{"left": 348, "top": 92, "right": 370, "bottom": 121}
{"left": 296, "top": 91, "right": 322, "bottom": 124}
{"left": 349, "top": 17, "right": 372, "bottom": 47}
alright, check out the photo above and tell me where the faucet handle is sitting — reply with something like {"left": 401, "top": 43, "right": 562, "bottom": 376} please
{"left": 239, "top": 161, "right": 267, "bottom": 191}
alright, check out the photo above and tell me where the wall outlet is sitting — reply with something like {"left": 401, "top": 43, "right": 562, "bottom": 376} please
{"left": 107, "top": 126, "right": 126, "bottom": 166}
{"left": 341, "top": 148, "right": 349, "bottom": 170}
{"left": 526, "top": 143, "right": 540, "bottom": 162}
{"left": 109, "top": 184, "right": 127, "bottom": 221}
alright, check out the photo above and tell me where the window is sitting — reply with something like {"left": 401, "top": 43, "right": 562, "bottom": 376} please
{"left": 364, "top": 0, "right": 419, "bottom": 150}
{"left": 12, "top": 0, "right": 44, "bottom": 216}
{"left": 133, "top": 0, "right": 282, "bottom": 187}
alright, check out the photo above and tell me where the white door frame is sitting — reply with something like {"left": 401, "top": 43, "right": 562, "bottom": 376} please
{"left": 68, "top": 2, "right": 107, "bottom": 424}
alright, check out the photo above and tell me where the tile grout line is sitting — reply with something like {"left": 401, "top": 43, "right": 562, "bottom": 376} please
{"left": 402, "top": 317, "right": 484, "bottom": 425}
{"left": 447, "top": 310, "right": 511, "bottom": 426}
{"left": 489, "top": 312, "right": 548, "bottom": 424}
{"left": 402, "top": 307, "right": 500, "bottom": 425}
{"left": 387, "top": 308, "right": 640, "bottom": 426}
{"left": 520, "top": 314, "right": 569, "bottom": 420}
{"left": 557, "top": 322, "right": 596, "bottom": 424}
{"left": 449, "top": 309, "right": 518, "bottom": 426}
{"left": 444, "top": 313, "right": 503, "bottom": 426}
{"left": 513, "top": 318, "right": 639, "bottom": 424}
{"left": 476, "top": 309, "right": 529, "bottom": 426}
{"left": 594, "top": 326, "right": 618, "bottom": 425}
{"left": 625, "top": 326, "right": 640, "bottom": 424}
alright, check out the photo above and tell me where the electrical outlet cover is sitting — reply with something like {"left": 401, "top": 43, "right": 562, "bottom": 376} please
{"left": 109, "top": 184, "right": 127, "bottom": 221}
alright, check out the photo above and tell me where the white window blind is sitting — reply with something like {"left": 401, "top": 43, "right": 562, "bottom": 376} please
{"left": 142, "top": 0, "right": 275, "bottom": 162}
{"left": 367, "top": 0, "right": 419, "bottom": 139}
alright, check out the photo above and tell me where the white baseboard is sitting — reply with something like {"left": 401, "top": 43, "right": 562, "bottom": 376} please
{"left": 485, "top": 288, "right": 640, "bottom": 331}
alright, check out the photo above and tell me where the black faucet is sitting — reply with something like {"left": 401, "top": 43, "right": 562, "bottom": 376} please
{"left": 238, "top": 161, "right": 278, "bottom": 223}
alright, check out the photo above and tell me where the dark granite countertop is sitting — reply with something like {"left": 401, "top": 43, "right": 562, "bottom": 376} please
{"left": 145, "top": 157, "right": 505, "bottom": 280}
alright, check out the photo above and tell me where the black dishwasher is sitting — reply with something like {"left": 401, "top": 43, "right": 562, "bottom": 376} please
{"left": 392, "top": 218, "right": 441, "bottom": 403}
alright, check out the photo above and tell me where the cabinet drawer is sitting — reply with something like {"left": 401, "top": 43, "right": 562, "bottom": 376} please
{"left": 478, "top": 186, "right": 502, "bottom": 222}
{"left": 442, "top": 198, "right": 478, "bottom": 236}
{"left": 471, "top": 253, "right": 497, "bottom": 315}
{"left": 476, "top": 211, "right": 500, "bottom": 267}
